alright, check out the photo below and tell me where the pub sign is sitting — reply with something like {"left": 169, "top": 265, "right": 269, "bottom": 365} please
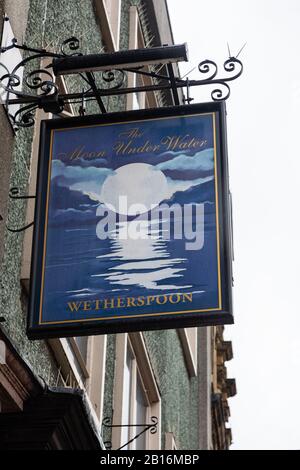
{"left": 28, "top": 102, "right": 233, "bottom": 339}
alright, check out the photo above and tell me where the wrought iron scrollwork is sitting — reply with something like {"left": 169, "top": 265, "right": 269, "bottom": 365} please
{"left": 12, "top": 103, "right": 38, "bottom": 128}
{"left": 0, "top": 63, "right": 20, "bottom": 92}
{"left": 198, "top": 59, "right": 218, "bottom": 81}
{"left": 25, "top": 68, "right": 58, "bottom": 96}
{"left": 102, "top": 416, "right": 158, "bottom": 450}
{"left": 60, "top": 36, "right": 81, "bottom": 57}
{"left": 188, "top": 56, "right": 243, "bottom": 102}
{"left": 101, "top": 69, "right": 126, "bottom": 90}
{"left": 0, "top": 34, "right": 82, "bottom": 129}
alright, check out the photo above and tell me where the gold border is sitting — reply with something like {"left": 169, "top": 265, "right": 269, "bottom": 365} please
{"left": 213, "top": 113, "right": 222, "bottom": 309}
{"left": 39, "top": 112, "right": 223, "bottom": 325}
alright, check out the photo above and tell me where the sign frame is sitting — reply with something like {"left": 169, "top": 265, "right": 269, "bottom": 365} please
{"left": 27, "top": 101, "right": 233, "bottom": 339}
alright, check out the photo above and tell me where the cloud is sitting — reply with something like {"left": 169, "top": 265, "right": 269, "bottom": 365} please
{"left": 49, "top": 207, "right": 98, "bottom": 226}
{"left": 166, "top": 175, "right": 214, "bottom": 198}
{"left": 67, "top": 157, "right": 109, "bottom": 168}
{"left": 50, "top": 156, "right": 214, "bottom": 206}
{"left": 156, "top": 148, "right": 214, "bottom": 172}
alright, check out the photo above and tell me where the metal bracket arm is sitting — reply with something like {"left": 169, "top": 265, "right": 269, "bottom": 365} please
{"left": 102, "top": 416, "right": 158, "bottom": 450}
{"left": 0, "top": 35, "right": 243, "bottom": 129}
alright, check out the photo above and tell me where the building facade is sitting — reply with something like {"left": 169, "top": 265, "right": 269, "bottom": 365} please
{"left": 0, "top": 0, "right": 235, "bottom": 450}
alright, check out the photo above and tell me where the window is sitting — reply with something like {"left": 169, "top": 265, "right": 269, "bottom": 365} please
{"left": 70, "top": 336, "right": 89, "bottom": 371}
{"left": 120, "top": 344, "right": 134, "bottom": 449}
{"left": 103, "top": 0, "right": 121, "bottom": 49}
{"left": 48, "top": 337, "right": 88, "bottom": 389}
{"left": 120, "top": 342, "right": 149, "bottom": 450}
{"left": 178, "top": 327, "right": 198, "bottom": 377}
{"left": 132, "top": 73, "right": 144, "bottom": 110}
{"left": 112, "top": 333, "right": 161, "bottom": 450}
{"left": 165, "top": 432, "right": 177, "bottom": 450}
{"left": 135, "top": 373, "right": 148, "bottom": 450}
{"left": 85, "top": 335, "right": 107, "bottom": 423}
{"left": 93, "top": 0, "right": 121, "bottom": 51}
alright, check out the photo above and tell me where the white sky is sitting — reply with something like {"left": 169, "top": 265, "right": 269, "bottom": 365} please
{"left": 168, "top": 0, "right": 300, "bottom": 450}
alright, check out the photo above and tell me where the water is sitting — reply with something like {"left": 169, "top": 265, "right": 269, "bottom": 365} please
{"left": 42, "top": 204, "right": 219, "bottom": 322}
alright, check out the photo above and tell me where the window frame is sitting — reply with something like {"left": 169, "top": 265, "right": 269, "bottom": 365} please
{"left": 165, "top": 432, "right": 177, "bottom": 450}
{"left": 178, "top": 327, "right": 198, "bottom": 377}
{"left": 93, "top": 0, "right": 121, "bottom": 52}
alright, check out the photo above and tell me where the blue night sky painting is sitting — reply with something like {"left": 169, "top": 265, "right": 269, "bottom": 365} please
{"left": 40, "top": 113, "right": 222, "bottom": 324}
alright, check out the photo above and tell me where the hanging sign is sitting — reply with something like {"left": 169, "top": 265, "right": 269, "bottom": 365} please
{"left": 28, "top": 102, "right": 233, "bottom": 339}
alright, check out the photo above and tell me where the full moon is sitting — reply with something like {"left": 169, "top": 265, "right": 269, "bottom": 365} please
{"left": 100, "top": 163, "right": 169, "bottom": 216}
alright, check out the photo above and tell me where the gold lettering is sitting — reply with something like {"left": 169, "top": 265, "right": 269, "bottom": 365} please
{"left": 104, "top": 298, "right": 115, "bottom": 309}
{"left": 57, "top": 145, "right": 106, "bottom": 161}
{"left": 137, "top": 296, "right": 145, "bottom": 306}
{"left": 119, "top": 128, "right": 143, "bottom": 139}
{"left": 127, "top": 297, "right": 137, "bottom": 307}
{"left": 117, "top": 297, "right": 126, "bottom": 308}
{"left": 69, "top": 146, "right": 85, "bottom": 161}
{"left": 67, "top": 292, "right": 194, "bottom": 314}
{"left": 169, "top": 294, "right": 181, "bottom": 304}
{"left": 182, "top": 293, "right": 193, "bottom": 303}
{"left": 83, "top": 301, "right": 92, "bottom": 311}
{"left": 156, "top": 295, "right": 168, "bottom": 305}
{"left": 114, "top": 140, "right": 133, "bottom": 155}
{"left": 113, "top": 140, "right": 160, "bottom": 156}
{"left": 146, "top": 296, "right": 156, "bottom": 305}
{"left": 161, "top": 135, "right": 207, "bottom": 152}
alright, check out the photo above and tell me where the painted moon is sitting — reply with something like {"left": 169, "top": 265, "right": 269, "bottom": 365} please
{"left": 100, "top": 163, "right": 169, "bottom": 216}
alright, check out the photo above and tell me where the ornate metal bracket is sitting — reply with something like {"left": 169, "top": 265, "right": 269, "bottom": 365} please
{"left": 102, "top": 416, "right": 158, "bottom": 450}
{"left": 5, "top": 187, "right": 35, "bottom": 233}
{"left": 0, "top": 33, "right": 243, "bottom": 129}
